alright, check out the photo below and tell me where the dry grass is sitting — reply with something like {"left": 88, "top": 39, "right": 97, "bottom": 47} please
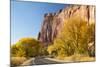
{"left": 11, "top": 57, "right": 27, "bottom": 67}
{"left": 21, "top": 58, "right": 34, "bottom": 66}
{"left": 56, "top": 55, "right": 66, "bottom": 60}
{"left": 56, "top": 54, "right": 95, "bottom": 62}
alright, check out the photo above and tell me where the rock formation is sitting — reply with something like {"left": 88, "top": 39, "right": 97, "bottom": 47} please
{"left": 38, "top": 5, "right": 95, "bottom": 46}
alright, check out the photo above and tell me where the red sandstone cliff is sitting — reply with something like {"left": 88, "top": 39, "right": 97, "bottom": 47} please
{"left": 38, "top": 5, "right": 95, "bottom": 46}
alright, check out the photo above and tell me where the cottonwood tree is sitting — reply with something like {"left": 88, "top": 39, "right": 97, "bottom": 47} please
{"left": 48, "top": 16, "right": 95, "bottom": 57}
{"left": 11, "top": 38, "right": 43, "bottom": 57}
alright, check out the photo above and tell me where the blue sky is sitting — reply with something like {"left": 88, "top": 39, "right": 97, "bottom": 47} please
{"left": 11, "top": 1, "right": 68, "bottom": 44}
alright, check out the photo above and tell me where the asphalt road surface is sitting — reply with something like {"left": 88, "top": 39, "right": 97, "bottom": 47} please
{"left": 22, "top": 57, "right": 64, "bottom": 66}
{"left": 32, "top": 57, "right": 61, "bottom": 65}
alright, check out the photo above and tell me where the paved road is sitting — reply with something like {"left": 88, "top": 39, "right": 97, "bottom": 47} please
{"left": 33, "top": 57, "right": 61, "bottom": 65}
{"left": 22, "top": 57, "right": 63, "bottom": 66}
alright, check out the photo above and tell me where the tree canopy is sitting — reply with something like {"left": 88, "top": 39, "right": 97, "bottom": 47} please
{"left": 47, "top": 16, "right": 95, "bottom": 57}
{"left": 11, "top": 38, "right": 44, "bottom": 57}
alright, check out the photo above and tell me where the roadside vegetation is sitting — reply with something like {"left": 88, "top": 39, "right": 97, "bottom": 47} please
{"left": 47, "top": 16, "right": 95, "bottom": 60}
{"left": 11, "top": 38, "right": 48, "bottom": 66}
{"left": 11, "top": 16, "right": 95, "bottom": 66}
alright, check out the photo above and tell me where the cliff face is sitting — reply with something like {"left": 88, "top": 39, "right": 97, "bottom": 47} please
{"left": 38, "top": 5, "right": 95, "bottom": 46}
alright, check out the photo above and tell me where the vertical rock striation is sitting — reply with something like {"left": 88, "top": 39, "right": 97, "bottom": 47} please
{"left": 38, "top": 5, "right": 95, "bottom": 46}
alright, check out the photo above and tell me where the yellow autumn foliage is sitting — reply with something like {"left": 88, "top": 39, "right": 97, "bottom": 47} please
{"left": 11, "top": 38, "right": 42, "bottom": 57}
{"left": 47, "top": 16, "right": 95, "bottom": 58}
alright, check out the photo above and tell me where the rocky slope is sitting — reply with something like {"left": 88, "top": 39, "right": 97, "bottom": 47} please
{"left": 38, "top": 5, "right": 95, "bottom": 46}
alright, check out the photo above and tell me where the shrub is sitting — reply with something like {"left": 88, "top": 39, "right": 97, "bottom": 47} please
{"left": 11, "top": 57, "right": 27, "bottom": 67}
